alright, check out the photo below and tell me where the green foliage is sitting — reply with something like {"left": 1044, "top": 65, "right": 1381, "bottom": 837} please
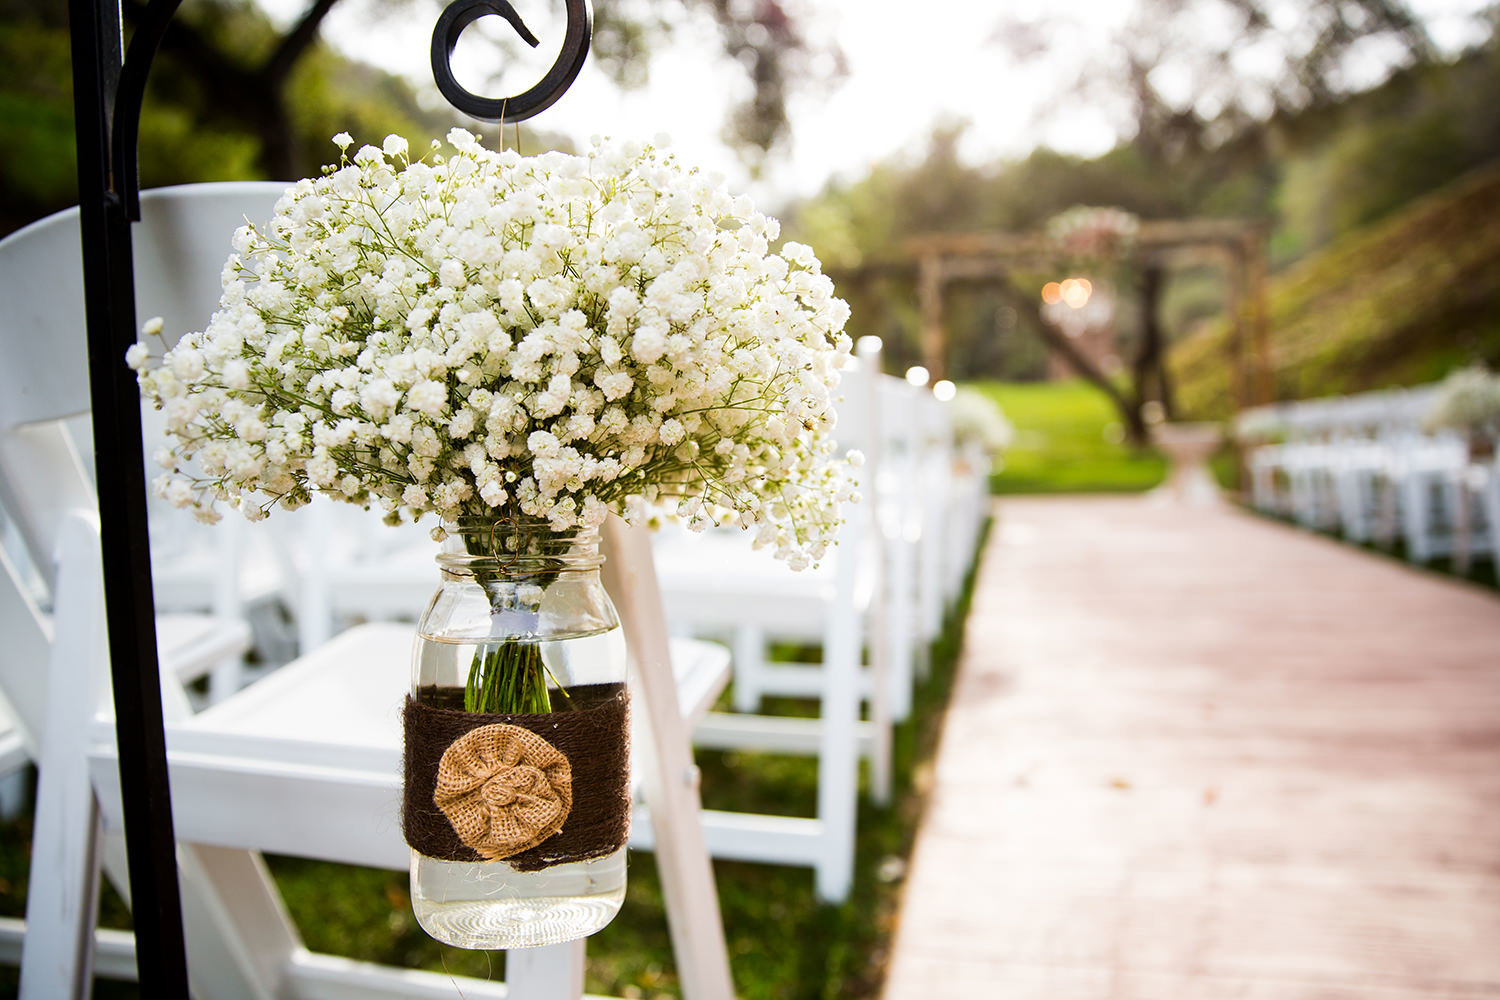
{"left": 282, "top": 51, "right": 467, "bottom": 179}
{"left": 1172, "top": 160, "right": 1500, "bottom": 418}
{"left": 0, "top": 21, "right": 80, "bottom": 225}
{"left": 971, "top": 379, "right": 1168, "bottom": 493}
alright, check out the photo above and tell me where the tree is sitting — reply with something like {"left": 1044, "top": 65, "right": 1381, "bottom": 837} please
{"left": 993, "top": 0, "right": 1446, "bottom": 167}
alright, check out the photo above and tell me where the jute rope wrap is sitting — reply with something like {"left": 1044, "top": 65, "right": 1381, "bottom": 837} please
{"left": 403, "top": 683, "right": 630, "bottom": 871}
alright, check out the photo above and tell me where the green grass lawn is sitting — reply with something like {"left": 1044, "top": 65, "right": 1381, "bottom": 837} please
{"left": 971, "top": 379, "right": 1168, "bottom": 494}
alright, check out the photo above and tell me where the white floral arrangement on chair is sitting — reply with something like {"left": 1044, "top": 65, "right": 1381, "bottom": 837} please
{"left": 1233, "top": 407, "right": 1288, "bottom": 445}
{"left": 1045, "top": 205, "right": 1140, "bottom": 263}
{"left": 1424, "top": 364, "right": 1500, "bottom": 449}
{"left": 130, "top": 130, "right": 857, "bottom": 569}
{"left": 949, "top": 387, "right": 1013, "bottom": 459}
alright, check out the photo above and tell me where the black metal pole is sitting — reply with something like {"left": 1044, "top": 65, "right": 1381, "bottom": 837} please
{"left": 67, "top": 0, "right": 191, "bottom": 993}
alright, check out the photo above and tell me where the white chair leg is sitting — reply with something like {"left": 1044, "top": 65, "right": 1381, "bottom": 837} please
{"left": 20, "top": 512, "right": 107, "bottom": 1000}
{"left": 602, "top": 519, "right": 734, "bottom": 1000}
{"left": 814, "top": 536, "right": 860, "bottom": 903}
{"left": 1484, "top": 469, "right": 1500, "bottom": 561}
{"left": 731, "top": 625, "right": 764, "bottom": 714}
{"left": 505, "top": 940, "right": 585, "bottom": 1000}
{"left": 207, "top": 516, "right": 246, "bottom": 702}
{"left": 95, "top": 835, "right": 299, "bottom": 1000}
{"left": 19, "top": 774, "right": 102, "bottom": 1000}
{"left": 867, "top": 621, "right": 892, "bottom": 808}
{"left": 1402, "top": 475, "right": 1433, "bottom": 563}
{"left": 1335, "top": 469, "right": 1365, "bottom": 542}
{"left": 885, "top": 534, "right": 915, "bottom": 723}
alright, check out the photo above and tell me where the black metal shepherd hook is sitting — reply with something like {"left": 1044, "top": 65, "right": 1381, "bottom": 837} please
{"left": 431, "top": 0, "right": 592, "bottom": 123}
{"left": 69, "top": 0, "right": 191, "bottom": 993}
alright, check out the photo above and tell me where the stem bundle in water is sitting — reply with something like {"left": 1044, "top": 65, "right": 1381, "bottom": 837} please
{"left": 457, "top": 520, "right": 582, "bottom": 715}
{"left": 464, "top": 640, "right": 554, "bottom": 714}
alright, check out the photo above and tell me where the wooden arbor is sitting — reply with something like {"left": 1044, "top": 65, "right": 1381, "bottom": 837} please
{"left": 836, "top": 219, "right": 1272, "bottom": 413}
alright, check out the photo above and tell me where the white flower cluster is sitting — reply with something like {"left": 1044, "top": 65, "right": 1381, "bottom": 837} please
{"left": 1425, "top": 365, "right": 1500, "bottom": 437}
{"left": 949, "top": 387, "right": 1013, "bottom": 457}
{"left": 1045, "top": 205, "right": 1140, "bottom": 263}
{"left": 132, "top": 130, "right": 856, "bottom": 567}
{"left": 1232, "top": 407, "right": 1287, "bottom": 444}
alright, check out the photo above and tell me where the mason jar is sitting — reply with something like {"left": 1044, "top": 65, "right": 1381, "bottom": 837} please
{"left": 404, "top": 515, "right": 629, "bottom": 949}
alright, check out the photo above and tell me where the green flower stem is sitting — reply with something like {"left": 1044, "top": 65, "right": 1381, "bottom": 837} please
{"left": 464, "top": 640, "right": 553, "bottom": 714}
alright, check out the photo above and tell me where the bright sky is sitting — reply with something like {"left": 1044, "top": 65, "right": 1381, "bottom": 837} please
{"left": 263, "top": 0, "right": 1495, "bottom": 206}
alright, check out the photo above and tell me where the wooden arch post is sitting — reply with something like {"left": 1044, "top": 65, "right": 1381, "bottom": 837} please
{"left": 917, "top": 253, "right": 946, "bottom": 381}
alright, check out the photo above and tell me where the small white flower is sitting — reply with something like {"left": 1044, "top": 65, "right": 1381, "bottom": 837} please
{"left": 658, "top": 418, "right": 685, "bottom": 446}
{"left": 406, "top": 380, "right": 448, "bottom": 417}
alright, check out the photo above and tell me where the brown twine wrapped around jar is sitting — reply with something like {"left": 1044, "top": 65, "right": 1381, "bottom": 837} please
{"left": 402, "top": 683, "right": 630, "bottom": 872}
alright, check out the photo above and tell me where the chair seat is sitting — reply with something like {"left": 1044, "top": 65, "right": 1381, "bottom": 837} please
{"left": 88, "top": 622, "right": 729, "bottom": 870}
{"left": 653, "top": 530, "right": 875, "bottom": 637}
{"left": 321, "top": 542, "right": 439, "bottom": 620}
{"left": 156, "top": 613, "right": 252, "bottom": 683}
{"left": 152, "top": 548, "right": 282, "bottom": 615}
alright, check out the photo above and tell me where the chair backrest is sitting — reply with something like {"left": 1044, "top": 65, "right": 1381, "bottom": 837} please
{"left": 0, "top": 182, "right": 287, "bottom": 592}
{"left": 0, "top": 183, "right": 287, "bottom": 737}
{"left": 832, "top": 338, "right": 881, "bottom": 456}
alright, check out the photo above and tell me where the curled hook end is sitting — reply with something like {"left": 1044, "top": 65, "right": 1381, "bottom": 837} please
{"left": 431, "top": 0, "right": 591, "bottom": 124}
{"left": 512, "top": 17, "right": 540, "bottom": 48}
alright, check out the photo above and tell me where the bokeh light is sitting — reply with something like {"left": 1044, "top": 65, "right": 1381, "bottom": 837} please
{"left": 1060, "top": 277, "right": 1093, "bottom": 308}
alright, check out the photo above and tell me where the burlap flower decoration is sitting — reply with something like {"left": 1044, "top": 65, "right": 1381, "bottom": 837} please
{"left": 433, "top": 723, "right": 573, "bottom": 860}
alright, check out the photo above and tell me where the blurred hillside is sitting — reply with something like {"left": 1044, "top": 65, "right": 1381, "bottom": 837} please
{"left": 1170, "top": 161, "right": 1500, "bottom": 418}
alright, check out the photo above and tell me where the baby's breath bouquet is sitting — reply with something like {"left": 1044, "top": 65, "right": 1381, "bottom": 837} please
{"left": 1046, "top": 205, "right": 1140, "bottom": 264}
{"left": 133, "top": 129, "right": 856, "bottom": 712}
{"left": 949, "top": 387, "right": 1013, "bottom": 459}
{"left": 1425, "top": 365, "right": 1500, "bottom": 438}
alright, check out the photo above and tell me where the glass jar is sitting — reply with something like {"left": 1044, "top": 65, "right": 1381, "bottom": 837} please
{"left": 407, "top": 516, "right": 629, "bottom": 950}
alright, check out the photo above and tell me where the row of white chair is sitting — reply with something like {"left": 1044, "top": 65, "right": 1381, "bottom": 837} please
{"left": 0, "top": 182, "right": 996, "bottom": 998}
{"left": 184, "top": 344, "right": 990, "bottom": 905}
{"left": 650, "top": 343, "right": 991, "bottom": 902}
{"left": 1242, "top": 389, "right": 1497, "bottom": 568}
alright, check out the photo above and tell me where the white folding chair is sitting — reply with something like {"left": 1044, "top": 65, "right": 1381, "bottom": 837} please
{"left": 274, "top": 499, "right": 440, "bottom": 655}
{"left": 0, "top": 208, "right": 252, "bottom": 705}
{"left": 61, "top": 403, "right": 272, "bottom": 699}
{"left": 651, "top": 338, "right": 891, "bottom": 903}
{"left": 0, "top": 183, "right": 735, "bottom": 1000}
{"left": 1392, "top": 433, "right": 1467, "bottom": 563}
